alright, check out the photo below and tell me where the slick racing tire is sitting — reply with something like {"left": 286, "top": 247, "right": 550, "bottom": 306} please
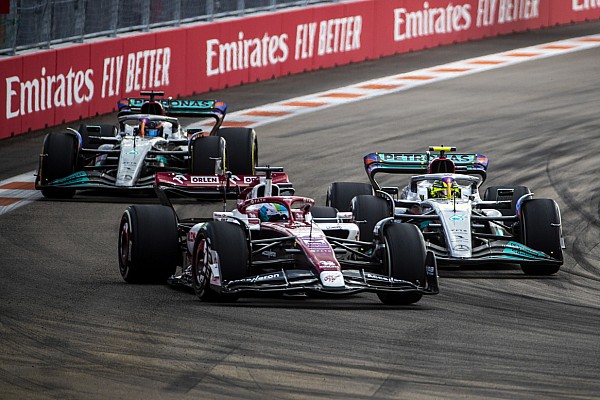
{"left": 192, "top": 221, "right": 249, "bottom": 302}
{"left": 326, "top": 182, "right": 373, "bottom": 212}
{"left": 377, "top": 223, "right": 427, "bottom": 305}
{"left": 190, "top": 135, "right": 226, "bottom": 175}
{"left": 39, "top": 132, "right": 78, "bottom": 199}
{"left": 483, "top": 185, "right": 531, "bottom": 216}
{"left": 217, "top": 128, "right": 257, "bottom": 175}
{"left": 118, "top": 205, "right": 179, "bottom": 283}
{"left": 351, "top": 195, "right": 392, "bottom": 242}
{"left": 78, "top": 124, "right": 117, "bottom": 149}
{"left": 518, "top": 199, "right": 562, "bottom": 275}
{"left": 310, "top": 206, "right": 338, "bottom": 219}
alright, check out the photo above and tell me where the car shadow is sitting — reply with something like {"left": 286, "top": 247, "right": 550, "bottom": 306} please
{"left": 39, "top": 189, "right": 218, "bottom": 206}
{"left": 438, "top": 263, "right": 560, "bottom": 279}
{"left": 166, "top": 284, "right": 436, "bottom": 310}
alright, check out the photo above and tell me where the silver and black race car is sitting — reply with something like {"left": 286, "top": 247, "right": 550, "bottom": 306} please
{"left": 35, "top": 91, "right": 257, "bottom": 198}
{"left": 327, "top": 146, "right": 564, "bottom": 275}
{"left": 117, "top": 167, "right": 439, "bottom": 305}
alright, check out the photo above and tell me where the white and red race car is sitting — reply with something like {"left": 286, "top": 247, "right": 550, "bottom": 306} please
{"left": 117, "top": 167, "right": 439, "bottom": 305}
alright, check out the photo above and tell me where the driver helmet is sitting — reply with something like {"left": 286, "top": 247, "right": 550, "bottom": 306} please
{"left": 429, "top": 176, "right": 461, "bottom": 199}
{"left": 258, "top": 203, "right": 289, "bottom": 222}
{"left": 139, "top": 118, "right": 163, "bottom": 137}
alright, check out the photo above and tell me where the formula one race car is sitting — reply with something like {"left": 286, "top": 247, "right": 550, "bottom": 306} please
{"left": 117, "top": 167, "right": 439, "bottom": 305}
{"left": 326, "top": 146, "right": 564, "bottom": 275}
{"left": 36, "top": 91, "right": 257, "bottom": 198}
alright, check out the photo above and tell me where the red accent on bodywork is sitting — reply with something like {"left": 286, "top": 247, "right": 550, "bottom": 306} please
{"left": 237, "top": 196, "right": 314, "bottom": 221}
{"left": 259, "top": 220, "right": 341, "bottom": 274}
{"left": 155, "top": 171, "right": 290, "bottom": 190}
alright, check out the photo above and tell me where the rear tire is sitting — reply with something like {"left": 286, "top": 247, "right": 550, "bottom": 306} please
{"left": 190, "top": 136, "right": 226, "bottom": 175}
{"left": 327, "top": 182, "right": 373, "bottom": 212}
{"left": 217, "top": 128, "right": 258, "bottom": 175}
{"left": 351, "top": 195, "right": 392, "bottom": 242}
{"left": 377, "top": 223, "right": 426, "bottom": 305}
{"left": 310, "top": 206, "right": 338, "bottom": 219}
{"left": 118, "top": 205, "right": 179, "bottom": 283}
{"left": 192, "top": 221, "right": 249, "bottom": 302}
{"left": 519, "top": 199, "right": 562, "bottom": 275}
{"left": 483, "top": 185, "right": 530, "bottom": 215}
{"left": 39, "top": 132, "right": 78, "bottom": 199}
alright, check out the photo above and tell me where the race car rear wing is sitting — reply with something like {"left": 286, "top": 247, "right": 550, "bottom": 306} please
{"left": 153, "top": 170, "right": 295, "bottom": 211}
{"left": 118, "top": 92, "right": 227, "bottom": 133}
{"left": 363, "top": 151, "right": 489, "bottom": 188}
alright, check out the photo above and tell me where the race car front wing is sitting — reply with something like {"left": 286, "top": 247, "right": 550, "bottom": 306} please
{"left": 167, "top": 266, "right": 440, "bottom": 296}
{"left": 36, "top": 170, "right": 157, "bottom": 191}
{"left": 221, "top": 256, "right": 439, "bottom": 296}
{"left": 428, "top": 240, "right": 562, "bottom": 266}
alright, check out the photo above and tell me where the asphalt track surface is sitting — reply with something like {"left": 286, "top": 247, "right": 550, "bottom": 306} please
{"left": 1, "top": 21, "right": 600, "bottom": 399}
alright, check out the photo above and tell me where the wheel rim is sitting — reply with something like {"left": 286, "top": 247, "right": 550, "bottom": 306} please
{"left": 118, "top": 221, "right": 131, "bottom": 276}
{"left": 194, "top": 238, "right": 211, "bottom": 291}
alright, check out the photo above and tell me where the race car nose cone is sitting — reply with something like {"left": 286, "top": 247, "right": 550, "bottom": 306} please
{"left": 320, "top": 271, "right": 345, "bottom": 288}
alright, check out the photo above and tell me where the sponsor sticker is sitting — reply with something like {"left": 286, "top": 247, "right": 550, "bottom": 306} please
{"left": 191, "top": 176, "right": 219, "bottom": 184}
{"left": 449, "top": 213, "right": 466, "bottom": 221}
{"left": 318, "top": 260, "right": 338, "bottom": 270}
{"left": 320, "top": 271, "right": 344, "bottom": 287}
{"left": 261, "top": 250, "right": 277, "bottom": 258}
{"left": 173, "top": 174, "right": 187, "bottom": 184}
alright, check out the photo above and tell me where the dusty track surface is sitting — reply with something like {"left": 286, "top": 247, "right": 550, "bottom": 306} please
{"left": 1, "top": 21, "right": 599, "bottom": 399}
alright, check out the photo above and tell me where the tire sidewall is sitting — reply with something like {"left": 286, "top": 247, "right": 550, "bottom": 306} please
{"left": 351, "top": 195, "right": 392, "bottom": 242}
{"left": 519, "top": 199, "right": 562, "bottom": 275}
{"left": 327, "top": 182, "right": 373, "bottom": 212}
{"left": 216, "top": 127, "right": 257, "bottom": 175}
{"left": 377, "top": 222, "right": 426, "bottom": 305}
{"left": 117, "top": 205, "right": 179, "bottom": 283}
{"left": 190, "top": 135, "right": 226, "bottom": 175}
{"left": 191, "top": 222, "right": 248, "bottom": 301}
{"left": 118, "top": 208, "right": 136, "bottom": 281}
{"left": 39, "top": 132, "right": 79, "bottom": 199}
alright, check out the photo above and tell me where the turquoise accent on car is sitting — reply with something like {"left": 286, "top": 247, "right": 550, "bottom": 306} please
{"left": 503, "top": 241, "right": 549, "bottom": 259}
{"left": 49, "top": 172, "right": 90, "bottom": 186}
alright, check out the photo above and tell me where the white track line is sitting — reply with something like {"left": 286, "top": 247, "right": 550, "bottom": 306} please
{"left": 0, "top": 171, "right": 43, "bottom": 216}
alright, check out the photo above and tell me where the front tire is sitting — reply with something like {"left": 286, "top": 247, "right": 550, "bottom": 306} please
{"left": 38, "top": 132, "right": 79, "bottom": 199}
{"left": 118, "top": 205, "right": 179, "bottom": 283}
{"left": 217, "top": 128, "right": 258, "bottom": 175}
{"left": 192, "top": 221, "right": 249, "bottom": 302}
{"left": 377, "top": 223, "right": 427, "bottom": 305}
{"left": 518, "top": 199, "right": 562, "bottom": 275}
